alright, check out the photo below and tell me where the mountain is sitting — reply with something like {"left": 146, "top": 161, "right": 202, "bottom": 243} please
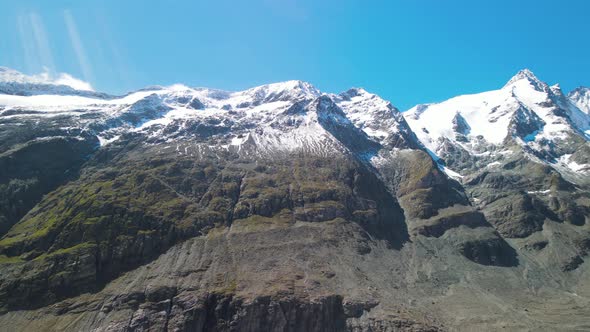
{"left": 404, "top": 69, "right": 590, "bottom": 237}
{"left": 405, "top": 69, "right": 590, "bottom": 178}
{"left": 0, "top": 68, "right": 589, "bottom": 331}
{"left": 569, "top": 86, "right": 590, "bottom": 115}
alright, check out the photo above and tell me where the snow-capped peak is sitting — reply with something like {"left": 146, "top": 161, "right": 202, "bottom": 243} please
{"left": 504, "top": 69, "right": 540, "bottom": 85}
{"left": 0, "top": 67, "right": 422, "bottom": 159}
{"left": 334, "top": 87, "right": 418, "bottom": 148}
{"left": 239, "top": 80, "right": 320, "bottom": 103}
{"left": 404, "top": 69, "right": 590, "bottom": 176}
{"left": 550, "top": 83, "right": 561, "bottom": 92}
{"left": 339, "top": 87, "right": 370, "bottom": 99}
{"left": 166, "top": 84, "right": 193, "bottom": 93}
{"left": 569, "top": 87, "right": 590, "bottom": 115}
{"left": 503, "top": 68, "right": 548, "bottom": 93}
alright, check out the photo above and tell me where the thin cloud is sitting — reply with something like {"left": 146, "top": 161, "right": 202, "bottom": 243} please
{"left": 16, "top": 14, "right": 37, "bottom": 73}
{"left": 29, "top": 12, "right": 55, "bottom": 74}
{"left": 63, "top": 9, "right": 94, "bottom": 85}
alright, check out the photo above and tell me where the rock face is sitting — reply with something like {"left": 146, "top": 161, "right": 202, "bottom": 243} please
{"left": 0, "top": 68, "right": 589, "bottom": 331}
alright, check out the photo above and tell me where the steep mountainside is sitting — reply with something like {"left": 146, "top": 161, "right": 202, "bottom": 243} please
{"left": 0, "top": 68, "right": 589, "bottom": 331}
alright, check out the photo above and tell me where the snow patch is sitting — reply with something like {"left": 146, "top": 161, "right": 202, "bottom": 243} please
{"left": 558, "top": 154, "right": 589, "bottom": 173}
{"left": 442, "top": 166, "right": 463, "bottom": 179}
{"left": 97, "top": 135, "right": 121, "bottom": 146}
{"left": 526, "top": 190, "right": 551, "bottom": 195}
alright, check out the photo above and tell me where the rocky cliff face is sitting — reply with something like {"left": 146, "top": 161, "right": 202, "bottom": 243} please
{"left": 0, "top": 68, "right": 589, "bottom": 331}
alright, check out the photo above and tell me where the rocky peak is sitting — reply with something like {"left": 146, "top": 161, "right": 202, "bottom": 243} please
{"left": 503, "top": 69, "right": 549, "bottom": 93}
{"left": 335, "top": 88, "right": 419, "bottom": 149}
{"left": 569, "top": 87, "right": 590, "bottom": 115}
{"left": 309, "top": 95, "right": 344, "bottom": 117}
{"left": 240, "top": 80, "right": 321, "bottom": 105}
{"left": 550, "top": 83, "right": 562, "bottom": 95}
{"left": 569, "top": 86, "right": 590, "bottom": 99}
{"left": 338, "top": 87, "right": 369, "bottom": 100}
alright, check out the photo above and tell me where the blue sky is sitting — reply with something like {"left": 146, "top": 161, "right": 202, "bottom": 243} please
{"left": 1, "top": 0, "right": 589, "bottom": 109}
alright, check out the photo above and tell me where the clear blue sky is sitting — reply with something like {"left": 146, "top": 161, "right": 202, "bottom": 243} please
{"left": 1, "top": 0, "right": 589, "bottom": 109}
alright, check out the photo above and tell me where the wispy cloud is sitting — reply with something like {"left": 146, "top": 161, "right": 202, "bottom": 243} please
{"left": 16, "top": 12, "right": 56, "bottom": 75}
{"left": 63, "top": 9, "right": 94, "bottom": 85}
{"left": 17, "top": 14, "right": 38, "bottom": 73}
{"left": 14, "top": 10, "right": 94, "bottom": 90}
{"left": 29, "top": 12, "right": 55, "bottom": 74}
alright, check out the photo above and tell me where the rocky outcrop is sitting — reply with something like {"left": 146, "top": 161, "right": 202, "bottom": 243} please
{"left": 410, "top": 207, "right": 489, "bottom": 238}
{"left": 459, "top": 236, "right": 518, "bottom": 267}
{"left": 451, "top": 112, "right": 471, "bottom": 139}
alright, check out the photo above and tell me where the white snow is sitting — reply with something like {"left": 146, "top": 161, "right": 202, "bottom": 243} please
{"left": 442, "top": 166, "right": 463, "bottom": 179}
{"left": 526, "top": 189, "right": 551, "bottom": 195}
{"left": 231, "top": 135, "right": 248, "bottom": 146}
{"left": 558, "top": 154, "right": 589, "bottom": 173}
{"left": 0, "top": 77, "right": 331, "bottom": 156}
{"left": 6, "top": 65, "right": 585, "bottom": 187}
{"left": 405, "top": 89, "right": 514, "bottom": 152}
{"left": 569, "top": 87, "right": 590, "bottom": 115}
{"left": 0, "top": 94, "right": 103, "bottom": 107}
{"left": 405, "top": 69, "right": 590, "bottom": 165}
{"left": 53, "top": 73, "right": 94, "bottom": 91}
{"left": 335, "top": 88, "right": 403, "bottom": 143}
{"left": 0, "top": 67, "right": 94, "bottom": 91}
{"left": 0, "top": 89, "right": 161, "bottom": 110}
{"left": 97, "top": 135, "right": 121, "bottom": 146}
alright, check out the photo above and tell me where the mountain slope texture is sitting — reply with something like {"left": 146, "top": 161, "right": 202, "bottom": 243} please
{"left": 0, "top": 67, "right": 589, "bottom": 331}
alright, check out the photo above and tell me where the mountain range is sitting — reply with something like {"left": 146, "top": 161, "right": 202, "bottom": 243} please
{"left": 0, "top": 67, "right": 588, "bottom": 331}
